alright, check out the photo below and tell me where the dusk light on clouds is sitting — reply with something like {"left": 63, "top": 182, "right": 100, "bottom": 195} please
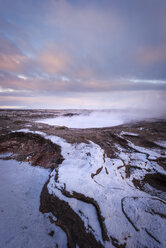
{"left": 1, "top": 2, "right": 166, "bottom": 247}
{"left": 0, "top": 0, "right": 166, "bottom": 110}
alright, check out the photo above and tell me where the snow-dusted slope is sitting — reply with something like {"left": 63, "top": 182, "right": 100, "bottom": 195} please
{"left": 12, "top": 129, "right": 166, "bottom": 248}
{"left": 0, "top": 159, "right": 67, "bottom": 248}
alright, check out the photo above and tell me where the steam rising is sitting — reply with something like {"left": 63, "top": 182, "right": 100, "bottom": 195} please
{"left": 37, "top": 109, "right": 166, "bottom": 129}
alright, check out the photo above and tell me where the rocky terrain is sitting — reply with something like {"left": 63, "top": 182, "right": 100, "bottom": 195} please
{"left": 0, "top": 109, "right": 166, "bottom": 248}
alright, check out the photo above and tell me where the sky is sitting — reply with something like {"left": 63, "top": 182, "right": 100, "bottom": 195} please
{"left": 0, "top": 0, "right": 166, "bottom": 110}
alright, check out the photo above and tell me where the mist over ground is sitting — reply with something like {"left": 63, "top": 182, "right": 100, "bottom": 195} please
{"left": 37, "top": 108, "right": 166, "bottom": 129}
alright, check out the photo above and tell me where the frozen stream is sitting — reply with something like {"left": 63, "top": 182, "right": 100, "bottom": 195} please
{"left": 0, "top": 159, "right": 67, "bottom": 248}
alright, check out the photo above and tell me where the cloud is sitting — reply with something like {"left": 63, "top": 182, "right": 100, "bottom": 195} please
{"left": 0, "top": 86, "right": 28, "bottom": 93}
{"left": 130, "top": 79, "right": 166, "bottom": 84}
{"left": 1, "top": 70, "right": 166, "bottom": 98}
{"left": 0, "top": 37, "right": 28, "bottom": 72}
{"left": 0, "top": 0, "right": 166, "bottom": 109}
{"left": 37, "top": 44, "right": 70, "bottom": 74}
{"left": 17, "top": 74, "right": 28, "bottom": 80}
{"left": 0, "top": 105, "right": 26, "bottom": 109}
{"left": 136, "top": 46, "right": 166, "bottom": 66}
{"left": 1, "top": 0, "right": 166, "bottom": 80}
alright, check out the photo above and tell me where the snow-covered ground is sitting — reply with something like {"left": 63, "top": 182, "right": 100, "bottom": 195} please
{"left": 13, "top": 129, "right": 166, "bottom": 248}
{"left": 0, "top": 159, "right": 67, "bottom": 248}
{"left": 36, "top": 110, "right": 152, "bottom": 128}
{"left": 47, "top": 135, "right": 166, "bottom": 248}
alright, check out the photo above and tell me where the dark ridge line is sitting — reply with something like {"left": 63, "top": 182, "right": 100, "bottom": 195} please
{"left": 91, "top": 166, "right": 103, "bottom": 179}
{"left": 114, "top": 133, "right": 151, "bottom": 156}
{"left": 110, "top": 236, "right": 126, "bottom": 248}
{"left": 117, "top": 165, "right": 124, "bottom": 170}
{"left": 145, "top": 209, "right": 166, "bottom": 219}
{"left": 103, "top": 152, "right": 106, "bottom": 163}
{"left": 121, "top": 196, "right": 166, "bottom": 238}
{"left": 133, "top": 173, "right": 166, "bottom": 195}
{"left": 145, "top": 228, "right": 160, "bottom": 244}
{"left": 78, "top": 210, "right": 96, "bottom": 233}
{"left": 107, "top": 133, "right": 130, "bottom": 150}
{"left": 93, "top": 179, "right": 104, "bottom": 187}
{"left": 151, "top": 197, "right": 166, "bottom": 204}
{"left": 121, "top": 197, "right": 139, "bottom": 232}
{"left": 40, "top": 181, "right": 104, "bottom": 248}
{"left": 61, "top": 187, "right": 109, "bottom": 241}
{"left": 105, "top": 167, "right": 109, "bottom": 174}
{"left": 49, "top": 216, "right": 74, "bottom": 248}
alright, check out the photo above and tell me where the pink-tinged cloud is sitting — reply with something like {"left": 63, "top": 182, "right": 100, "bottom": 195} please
{"left": 0, "top": 0, "right": 166, "bottom": 110}
{"left": 136, "top": 46, "right": 166, "bottom": 65}
{"left": 0, "top": 37, "right": 28, "bottom": 72}
{"left": 0, "top": 53, "right": 27, "bottom": 71}
{"left": 37, "top": 44, "right": 70, "bottom": 74}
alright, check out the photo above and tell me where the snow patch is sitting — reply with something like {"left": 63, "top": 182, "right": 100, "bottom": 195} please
{"left": 0, "top": 159, "right": 67, "bottom": 248}
{"left": 154, "top": 141, "right": 166, "bottom": 148}
{"left": 120, "top": 131, "right": 139, "bottom": 136}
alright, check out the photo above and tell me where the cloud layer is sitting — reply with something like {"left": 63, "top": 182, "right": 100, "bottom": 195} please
{"left": 0, "top": 0, "right": 166, "bottom": 109}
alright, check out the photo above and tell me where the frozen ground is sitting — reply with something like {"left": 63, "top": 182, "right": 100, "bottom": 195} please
{"left": 13, "top": 129, "right": 166, "bottom": 248}
{"left": 46, "top": 134, "right": 166, "bottom": 247}
{"left": 0, "top": 159, "right": 67, "bottom": 248}
{"left": 0, "top": 110, "right": 166, "bottom": 247}
{"left": 36, "top": 110, "right": 155, "bottom": 128}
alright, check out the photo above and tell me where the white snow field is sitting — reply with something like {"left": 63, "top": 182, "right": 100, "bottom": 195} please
{"left": 36, "top": 110, "right": 155, "bottom": 128}
{"left": 13, "top": 129, "right": 166, "bottom": 248}
{"left": 0, "top": 159, "right": 67, "bottom": 248}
